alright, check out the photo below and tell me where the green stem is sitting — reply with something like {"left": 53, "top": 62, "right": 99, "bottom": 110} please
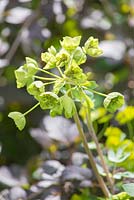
{"left": 73, "top": 106, "right": 111, "bottom": 198}
{"left": 43, "top": 81, "right": 56, "bottom": 86}
{"left": 57, "top": 66, "right": 64, "bottom": 78}
{"left": 98, "top": 122, "right": 108, "bottom": 141}
{"left": 23, "top": 102, "right": 40, "bottom": 116}
{"left": 87, "top": 88, "right": 107, "bottom": 97}
{"left": 34, "top": 75, "right": 56, "bottom": 81}
{"left": 68, "top": 54, "right": 73, "bottom": 67}
{"left": 81, "top": 88, "right": 114, "bottom": 192}
{"left": 127, "top": 121, "right": 133, "bottom": 140}
{"left": 86, "top": 111, "right": 114, "bottom": 193}
{"left": 37, "top": 67, "right": 61, "bottom": 79}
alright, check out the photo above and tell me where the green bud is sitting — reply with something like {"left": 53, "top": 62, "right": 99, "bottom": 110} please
{"left": 64, "top": 60, "right": 87, "bottom": 84}
{"left": 41, "top": 52, "right": 56, "bottom": 69}
{"left": 85, "top": 36, "right": 99, "bottom": 49}
{"left": 25, "top": 57, "right": 38, "bottom": 75}
{"left": 50, "top": 99, "right": 63, "bottom": 117}
{"left": 41, "top": 52, "right": 51, "bottom": 63}
{"left": 48, "top": 45, "right": 57, "bottom": 55}
{"left": 73, "top": 47, "right": 86, "bottom": 65}
{"left": 60, "top": 36, "right": 81, "bottom": 51}
{"left": 27, "top": 81, "right": 44, "bottom": 99}
{"left": 104, "top": 92, "right": 125, "bottom": 113}
{"left": 85, "top": 48, "right": 103, "bottom": 57}
{"left": 56, "top": 49, "right": 69, "bottom": 67}
{"left": 39, "top": 92, "right": 59, "bottom": 110}
{"left": 83, "top": 36, "right": 103, "bottom": 57}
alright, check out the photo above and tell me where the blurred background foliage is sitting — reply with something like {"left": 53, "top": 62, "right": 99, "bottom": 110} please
{"left": 0, "top": 0, "right": 134, "bottom": 199}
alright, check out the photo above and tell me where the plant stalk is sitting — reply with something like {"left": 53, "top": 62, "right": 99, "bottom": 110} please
{"left": 86, "top": 110, "right": 114, "bottom": 192}
{"left": 34, "top": 75, "right": 56, "bottom": 81}
{"left": 43, "top": 81, "right": 56, "bottom": 86}
{"left": 87, "top": 88, "right": 107, "bottom": 97}
{"left": 57, "top": 66, "right": 64, "bottom": 77}
{"left": 81, "top": 88, "right": 114, "bottom": 191}
{"left": 127, "top": 121, "right": 133, "bottom": 140}
{"left": 73, "top": 107, "right": 111, "bottom": 198}
{"left": 23, "top": 102, "right": 40, "bottom": 116}
{"left": 36, "top": 67, "right": 61, "bottom": 79}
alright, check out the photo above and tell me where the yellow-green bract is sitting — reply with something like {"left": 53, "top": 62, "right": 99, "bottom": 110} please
{"left": 8, "top": 36, "right": 124, "bottom": 131}
{"left": 103, "top": 92, "right": 124, "bottom": 113}
{"left": 8, "top": 112, "right": 26, "bottom": 131}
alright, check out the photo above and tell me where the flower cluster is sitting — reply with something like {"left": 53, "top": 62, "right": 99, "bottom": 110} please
{"left": 8, "top": 36, "right": 124, "bottom": 130}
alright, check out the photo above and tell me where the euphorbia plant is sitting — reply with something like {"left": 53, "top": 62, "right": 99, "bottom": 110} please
{"left": 8, "top": 36, "right": 125, "bottom": 198}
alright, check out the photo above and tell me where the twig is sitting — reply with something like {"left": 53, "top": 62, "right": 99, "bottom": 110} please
{"left": 73, "top": 106, "right": 111, "bottom": 198}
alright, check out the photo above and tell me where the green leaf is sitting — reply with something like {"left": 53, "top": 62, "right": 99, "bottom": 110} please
{"left": 15, "top": 63, "right": 35, "bottom": 88}
{"left": 61, "top": 95, "right": 75, "bottom": 118}
{"left": 27, "top": 81, "right": 44, "bottom": 99}
{"left": 71, "top": 87, "right": 83, "bottom": 102}
{"left": 83, "top": 90, "right": 94, "bottom": 109}
{"left": 60, "top": 36, "right": 81, "bottom": 51}
{"left": 83, "top": 81, "right": 98, "bottom": 89}
{"left": 15, "top": 66, "right": 27, "bottom": 88}
{"left": 85, "top": 95, "right": 94, "bottom": 109}
{"left": 8, "top": 112, "right": 26, "bottom": 131}
{"left": 123, "top": 183, "right": 134, "bottom": 197}
{"left": 71, "top": 192, "right": 102, "bottom": 200}
{"left": 84, "top": 90, "right": 94, "bottom": 99}
{"left": 26, "top": 57, "right": 38, "bottom": 67}
{"left": 39, "top": 92, "right": 59, "bottom": 110}
{"left": 108, "top": 149, "right": 130, "bottom": 163}
{"left": 25, "top": 57, "right": 38, "bottom": 75}
{"left": 113, "top": 171, "right": 134, "bottom": 180}
{"left": 53, "top": 79, "right": 65, "bottom": 94}
{"left": 98, "top": 114, "right": 113, "bottom": 124}
{"left": 103, "top": 92, "right": 124, "bottom": 113}
{"left": 87, "top": 141, "right": 97, "bottom": 150}
{"left": 96, "top": 164, "right": 106, "bottom": 176}
{"left": 50, "top": 99, "right": 63, "bottom": 117}
{"left": 112, "top": 192, "right": 130, "bottom": 200}
{"left": 73, "top": 47, "right": 86, "bottom": 65}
